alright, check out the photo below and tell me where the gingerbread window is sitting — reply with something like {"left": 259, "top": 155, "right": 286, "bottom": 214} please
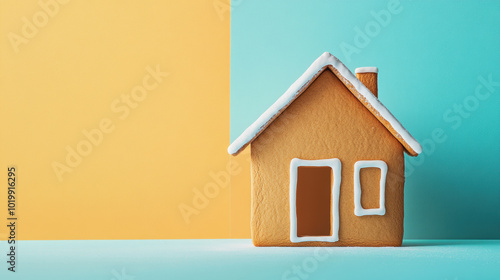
{"left": 354, "top": 160, "right": 387, "bottom": 216}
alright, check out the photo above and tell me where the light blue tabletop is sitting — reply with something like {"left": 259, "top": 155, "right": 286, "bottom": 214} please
{"left": 1, "top": 239, "right": 499, "bottom": 279}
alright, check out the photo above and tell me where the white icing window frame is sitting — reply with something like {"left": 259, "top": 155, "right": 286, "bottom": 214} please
{"left": 353, "top": 160, "right": 387, "bottom": 216}
{"left": 289, "top": 158, "right": 341, "bottom": 243}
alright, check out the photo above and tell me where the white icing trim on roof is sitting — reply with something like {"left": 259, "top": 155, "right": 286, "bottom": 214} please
{"left": 355, "top": 67, "right": 378, "bottom": 74}
{"left": 228, "top": 52, "right": 422, "bottom": 156}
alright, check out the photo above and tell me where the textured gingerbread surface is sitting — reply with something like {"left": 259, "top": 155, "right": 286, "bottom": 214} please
{"left": 250, "top": 69, "right": 405, "bottom": 246}
{"left": 356, "top": 72, "right": 378, "bottom": 97}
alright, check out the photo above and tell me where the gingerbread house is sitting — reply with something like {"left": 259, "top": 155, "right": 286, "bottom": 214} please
{"left": 228, "top": 52, "right": 422, "bottom": 247}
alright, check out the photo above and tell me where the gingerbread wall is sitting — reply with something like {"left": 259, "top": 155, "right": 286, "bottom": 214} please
{"left": 251, "top": 69, "right": 405, "bottom": 246}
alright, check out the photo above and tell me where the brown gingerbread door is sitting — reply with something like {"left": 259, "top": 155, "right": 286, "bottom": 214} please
{"left": 296, "top": 166, "right": 332, "bottom": 236}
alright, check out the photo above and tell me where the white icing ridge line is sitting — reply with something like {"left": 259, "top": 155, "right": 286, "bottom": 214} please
{"left": 228, "top": 52, "right": 422, "bottom": 156}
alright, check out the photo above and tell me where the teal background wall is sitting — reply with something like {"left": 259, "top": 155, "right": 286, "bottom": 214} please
{"left": 230, "top": 0, "right": 500, "bottom": 239}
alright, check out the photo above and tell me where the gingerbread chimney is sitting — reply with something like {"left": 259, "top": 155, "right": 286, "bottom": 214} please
{"left": 355, "top": 67, "right": 378, "bottom": 98}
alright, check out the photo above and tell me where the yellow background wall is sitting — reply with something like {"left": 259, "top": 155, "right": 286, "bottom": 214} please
{"left": 0, "top": 0, "right": 250, "bottom": 240}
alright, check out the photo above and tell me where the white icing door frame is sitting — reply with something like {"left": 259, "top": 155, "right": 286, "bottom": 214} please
{"left": 289, "top": 158, "right": 341, "bottom": 243}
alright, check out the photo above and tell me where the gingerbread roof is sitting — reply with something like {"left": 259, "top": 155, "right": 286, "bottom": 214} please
{"left": 228, "top": 52, "right": 422, "bottom": 157}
